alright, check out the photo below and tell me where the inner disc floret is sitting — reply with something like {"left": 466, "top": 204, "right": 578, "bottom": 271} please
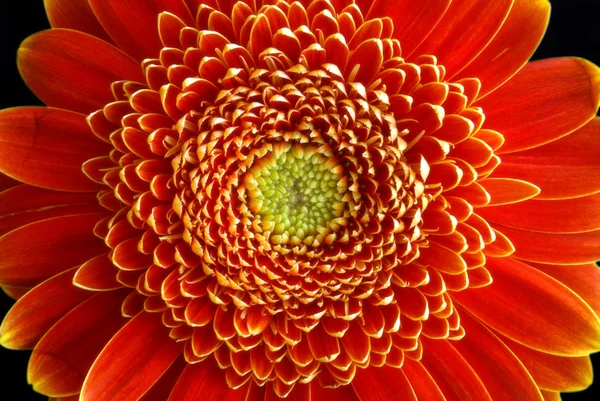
{"left": 245, "top": 143, "right": 348, "bottom": 247}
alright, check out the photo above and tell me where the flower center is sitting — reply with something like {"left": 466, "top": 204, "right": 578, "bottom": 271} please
{"left": 246, "top": 143, "right": 347, "bottom": 247}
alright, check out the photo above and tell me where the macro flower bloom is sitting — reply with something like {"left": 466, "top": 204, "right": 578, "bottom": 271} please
{"left": 1, "top": 0, "right": 600, "bottom": 400}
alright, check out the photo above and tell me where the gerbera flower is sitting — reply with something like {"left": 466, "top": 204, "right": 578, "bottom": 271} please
{"left": 1, "top": 0, "right": 600, "bottom": 400}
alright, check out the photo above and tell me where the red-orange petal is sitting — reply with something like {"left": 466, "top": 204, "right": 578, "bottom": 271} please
{"left": 493, "top": 117, "right": 600, "bottom": 200}
{"left": 167, "top": 357, "right": 249, "bottom": 401}
{"left": 453, "top": 257, "right": 600, "bottom": 356}
{"left": 540, "top": 391, "right": 561, "bottom": 401}
{"left": 365, "top": 0, "right": 451, "bottom": 57}
{"left": 401, "top": 359, "right": 446, "bottom": 401}
{"left": 499, "top": 334, "right": 593, "bottom": 392}
{"left": 18, "top": 30, "right": 143, "bottom": 114}
{"left": 528, "top": 262, "right": 600, "bottom": 318}
{"left": 73, "top": 253, "right": 123, "bottom": 291}
{"left": 479, "top": 178, "right": 540, "bottom": 206}
{"left": 478, "top": 194, "right": 600, "bottom": 233}
{"left": 28, "top": 289, "right": 129, "bottom": 397}
{"left": 89, "top": 0, "right": 194, "bottom": 62}
{"left": 478, "top": 58, "right": 600, "bottom": 154}
{"left": 310, "top": 381, "right": 360, "bottom": 401}
{"left": 0, "top": 213, "right": 108, "bottom": 287}
{"left": 0, "top": 185, "right": 102, "bottom": 235}
{"left": 0, "top": 108, "right": 109, "bottom": 192}
{"left": 411, "top": 0, "right": 513, "bottom": 77}
{"left": 420, "top": 338, "right": 492, "bottom": 401}
{"left": 453, "top": 308, "right": 544, "bottom": 401}
{"left": 0, "top": 268, "right": 93, "bottom": 350}
{"left": 456, "top": 0, "right": 550, "bottom": 97}
{"left": 81, "top": 311, "right": 182, "bottom": 401}
{"left": 44, "top": 0, "right": 112, "bottom": 42}
{"left": 495, "top": 225, "right": 600, "bottom": 265}
{"left": 353, "top": 366, "right": 416, "bottom": 400}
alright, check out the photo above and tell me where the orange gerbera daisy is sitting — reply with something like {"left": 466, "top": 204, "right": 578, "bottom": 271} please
{"left": 1, "top": 0, "right": 600, "bottom": 400}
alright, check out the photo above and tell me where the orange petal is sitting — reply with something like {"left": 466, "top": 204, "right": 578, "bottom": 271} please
{"left": 410, "top": 0, "right": 513, "bottom": 78}
{"left": 89, "top": 0, "right": 194, "bottom": 62}
{"left": 363, "top": 0, "right": 451, "bottom": 57}
{"left": 478, "top": 194, "right": 600, "bottom": 233}
{"left": 0, "top": 213, "right": 108, "bottom": 287}
{"left": 453, "top": 308, "right": 544, "bottom": 401}
{"left": 420, "top": 338, "right": 493, "bottom": 401}
{"left": 138, "top": 357, "right": 187, "bottom": 401}
{"left": 166, "top": 357, "right": 248, "bottom": 401}
{"left": 44, "top": 0, "right": 112, "bottom": 42}
{"left": 401, "top": 359, "right": 446, "bottom": 401}
{"left": 0, "top": 108, "right": 109, "bottom": 192}
{"left": 0, "top": 185, "right": 98, "bottom": 218}
{"left": 0, "top": 173, "right": 20, "bottom": 192}
{"left": 346, "top": 39, "right": 383, "bottom": 85}
{"left": 479, "top": 178, "right": 540, "bottom": 206}
{"left": 499, "top": 334, "right": 593, "bottom": 392}
{"left": 493, "top": 117, "right": 600, "bottom": 200}
{"left": 478, "top": 58, "right": 600, "bottom": 154}
{"left": 0, "top": 268, "right": 92, "bottom": 350}
{"left": 453, "top": 257, "right": 600, "bottom": 356}
{"left": 540, "top": 391, "right": 561, "bottom": 401}
{"left": 0, "top": 284, "right": 30, "bottom": 300}
{"left": 28, "top": 289, "right": 129, "bottom": 397}
{"left": 81, "top": 311, "right": 182, "bottom": 401}
{"left": 527, "top": 262, "right": 600, "bottom": 319}
{"left": 73, "top": 253, "right": 123, "bottom": 292}
{"left": 310, "top": 381, "right": 360, "bottom": 401}
{"left": 456, "top": 0, "right": 550, "bottom": 97}
{"left": 0, "top": 185, "right": 102, "bottom": 235}
{"left": 495, "top": 224, "right": 600, "bottom": 265}
{"left": 18, "top": 30, "right": 143, "bottom": 114}
{"left": 352, "top": 366, "right": 416, "bottom": 401}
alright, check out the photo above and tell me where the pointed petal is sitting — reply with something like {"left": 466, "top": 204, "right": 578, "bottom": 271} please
{"left": 365, "top": 0, "right": 451, "bottom": 57}
{"left": 411, "top": 0, "right": 513, "bottom": 77}
{"left": 528, "top": 262, "right": 600, "bottom": 318}
{"left": 478, "top": 194, "right": 600, "bottom": 234}
{"left": 0, "top": 214, "right": 108, "bottom": 287}
{"left": 18, "top": 30, "right": 143, "bottom": 114}
{"left": 499, "top": 334, "right": 593, "bottom": 392}
{"left": 453, "top": 257, "right": 600, "bottom": 356}
{"left": 310, "top": 382, "right": 360, "bottom": 401}
{"left": 352, "top": 366, "right": 416, "bottom": 401}
{"left": 493, "top": 117, "right": 600, "bottom": 200}
{"left": 452, "top": 308, "right": 544, "bottom": 401}
{"left": 0, "top": 173, "right": 20, "bottom": 191}
{"left": 44, "top": 0, "right": 112, "bottom": 42}
{"left": 401, "top": 359, "right": 447, "bottom": 401}
{"left": 540, "top": 391, "right": 561, "bottom": 401}
{"left": 420, "top": 338, "right": 492, "bottom": 401}
{"left": 89, "top": 0, "right": 193, "bottom": 61}
{"left": 495, "top": 225, "right": 600, "bottom": 265}
{"left": 73, "top": 253, "right": 123, "bottom": 291}
{"left": 0, "top": 185, "right": 103, "bottom": 235}
{"left": 0, "top": 185, "right": 98, "bottom": 217}
{"left": 0, "top": 108, "right": 109, "bottom": 191}
{"left": 81, "top": 311, "right": 182, "bottom": 401}
{"left": 479, "top": 178, "right": 540, "bottom": 206}
{"left": 456, "top": 0, "right": 551, "bottom": 97}
{"left": 28, "top": 289, "right": 129, "bottom": 397}
{"left": 0, "top": 268, "right": 93, "bottom": 350}
{"left": 138, "top": 357, "right": 187, "bottom": 401}
{"left": 478, "top": 58, "right": 600, "bottom": 154}
{"left": 167, "top": 357, "right": 248, "bottom": 401}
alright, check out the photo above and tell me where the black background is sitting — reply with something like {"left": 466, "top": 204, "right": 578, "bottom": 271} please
{"left": 0, "top": 0, "right": 599, "bottom": 400}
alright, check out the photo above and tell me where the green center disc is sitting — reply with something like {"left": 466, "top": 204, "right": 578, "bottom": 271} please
{"left": 246, "top": 144, "right": 348, "bottom": 247}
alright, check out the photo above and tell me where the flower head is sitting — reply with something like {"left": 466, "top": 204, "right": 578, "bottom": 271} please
{"left": 1, "top": 1, "right": 600, "bottom": 400}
